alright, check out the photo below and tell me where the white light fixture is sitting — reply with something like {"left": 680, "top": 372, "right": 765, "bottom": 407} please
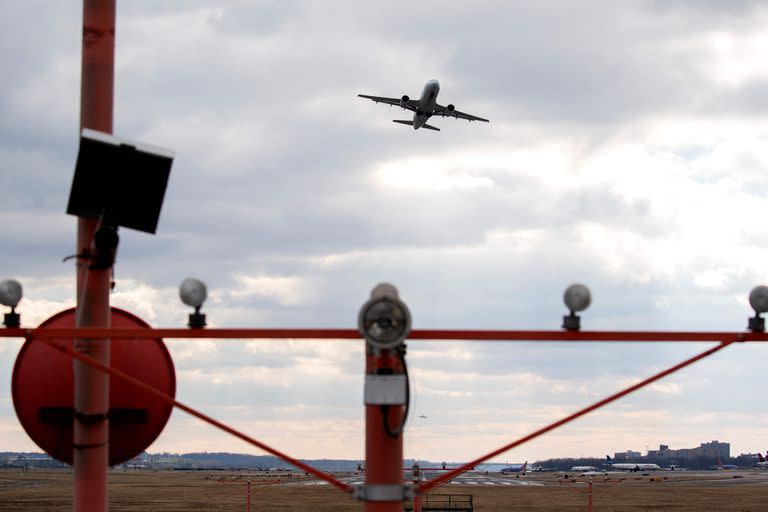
{"left": 358, "top": 283, "right": 411, "bottom": 350}
{"left": 0, "top": 279, "right": 22, "bottom": 328}
{"left": 748, "top": 285, "right": 768, "bottom": 332}
{"left": 562, "top": 283, "right": 591, "bottom": 331}
{"left": 179, "top": 278, "right": 207, "bottom": 328}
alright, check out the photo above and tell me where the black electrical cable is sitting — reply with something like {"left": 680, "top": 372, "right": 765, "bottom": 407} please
{"left": 381, "top": 345, "right": 410, "bottom": 439}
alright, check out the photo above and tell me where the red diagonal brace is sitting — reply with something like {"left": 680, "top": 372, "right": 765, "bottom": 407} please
{"left": 30, "top": 337, "right": 354, "bottom": 494}
{"left": 416, "top": 338, "right": 738, "bottom": 494}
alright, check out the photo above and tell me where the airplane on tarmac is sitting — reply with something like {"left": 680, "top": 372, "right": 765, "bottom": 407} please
{"left": 755, "top": 452, "right": 768, "bottom": 468}
{"left": 499, "top": 461, "right": 528, "bottom": 475}
{"left": 605, "top": 455, "right": 661, "bottom": 471}
{"left": 358, "top": 79, "right": 489, "bottom": 131}
{"left": 570, "top": 465, "right": 597, "bottom": 472}
{"left": 710, "top": 456, "right": 739, "bottom": 470}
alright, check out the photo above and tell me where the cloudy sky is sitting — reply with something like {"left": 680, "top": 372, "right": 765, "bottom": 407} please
{"left": 2, "top": 1, "right": 768, "bottom": 464}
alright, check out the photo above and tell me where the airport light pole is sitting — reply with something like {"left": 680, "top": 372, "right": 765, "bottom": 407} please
{"left": 74, "top": 1, "right": 115, "bottom": 510}
{"left": 358, "top": 284, "right": 412, "bottom": 512}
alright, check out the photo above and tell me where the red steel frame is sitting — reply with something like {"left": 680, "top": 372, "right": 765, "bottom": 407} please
{"left": 19, "top": 2, "right": 768, "bottom": 510}
{"left": 3, "top": 327, "right": 764, "bottom": 511}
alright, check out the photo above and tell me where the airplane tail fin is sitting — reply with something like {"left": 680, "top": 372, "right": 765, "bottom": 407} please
{"left": 392, "top": 120, "right": 441, "bottom": 131}
{"left": 523, "top": 461, "right": 528, "bottom": 471}
{"left": 716, "top": 456, "right": 722, "bottom": 467}
{"left": 759, "top": 453, "right": 765, "bottom": 463}
{"left": 606, "top": 455, "right": 613, "bottom": 463}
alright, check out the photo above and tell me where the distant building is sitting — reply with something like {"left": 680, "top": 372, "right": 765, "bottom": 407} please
{"left": 647, "top": 441, "right": 730, "bottom": 460}
{"left": 613, "top": 450, "right": 641, "bottom": 461}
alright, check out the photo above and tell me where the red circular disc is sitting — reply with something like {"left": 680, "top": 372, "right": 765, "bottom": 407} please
{"left": 12, "top": 307, "right": 176, "bottom": 466}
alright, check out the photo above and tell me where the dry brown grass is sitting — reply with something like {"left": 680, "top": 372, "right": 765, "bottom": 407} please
{"left": 3, "top": 469, "right": 768, "bottom": 511}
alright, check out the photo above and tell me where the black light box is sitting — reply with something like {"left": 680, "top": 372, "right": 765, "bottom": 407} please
{"left": 67, "top": 129, "right": 174, "bottom": 234}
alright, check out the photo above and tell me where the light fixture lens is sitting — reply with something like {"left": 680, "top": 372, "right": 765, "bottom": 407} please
{"left": 564, "top": 283, "right": 591, "bottom": 313}
{"left": 179, "top": 278, "right": 207, "bottom": 308}
{"left": 749, "top": 285, "right": 768, "bottom": 314}
{"left": 0, "top": 280, "right": 22, "bottom": 308}
{"left": 358, "top": 283, "right": 411, "bottom": 349}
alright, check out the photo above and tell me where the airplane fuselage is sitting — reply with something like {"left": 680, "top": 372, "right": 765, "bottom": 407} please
{"left": 413, "top": 79, "right": 440, "bottom": 129}
{"left": 609, "top": 463, "right": 661, "bottom": 471}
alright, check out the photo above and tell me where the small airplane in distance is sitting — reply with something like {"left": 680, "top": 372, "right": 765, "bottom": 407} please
{"left": 605, "top": 455, "right": 661, "bottom": 471}
{"left": 358, "top": 79, "right": 489, "bottom": 131}
{"left": 500, "top": 461, "right": 528, "bottom": 475}
{"left": 755, "top": 452, "right": 768, "bottom": 468}
{"left": 570, "top": 465, "right": 597, "bottom": 472}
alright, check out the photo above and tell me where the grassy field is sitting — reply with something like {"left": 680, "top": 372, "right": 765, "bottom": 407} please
{"left": 2, "top": 469, "right": 768, "bottom": 511}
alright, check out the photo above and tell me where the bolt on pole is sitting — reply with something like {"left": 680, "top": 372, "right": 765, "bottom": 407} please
{"left": 74, "top": 1, "right": 115, "bottom": 511}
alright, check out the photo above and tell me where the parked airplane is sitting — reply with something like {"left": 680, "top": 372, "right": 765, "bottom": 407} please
{"left": 756, "top": 452, "right": 768, "bottom": 468}
{"left": 710, "top": 456, "right": 738, "bottom": 470}
{"left": 500, "top": 461, "right": 528, "bottom": 475}
{"left": 570, "top": 465, "right": 596, "bottom": 472}
{"left": 605, "top": 455, "right": 661, "bottom": 471}
{"left": 358, "top": 79, "right": 489, "bottom": 131}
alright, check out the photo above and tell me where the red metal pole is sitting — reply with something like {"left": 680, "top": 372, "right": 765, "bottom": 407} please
{"left": 412, "top": 466, "right": 421, "bottom": 512}
{"left": 75, "top": 1, "right": 114, "bottom": 511}
{"left": 365, "top": 348, "right": 405, "bottom": 512}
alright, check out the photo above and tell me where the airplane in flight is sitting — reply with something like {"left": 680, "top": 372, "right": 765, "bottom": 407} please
{"left": 499, "top": 461, "right": 528, "bottom": 475}
{"left": 605, "top": 455, "right": 661, "bottom": 471}
{"left": 358, "top": 79, "right": 489, "bottom": 131}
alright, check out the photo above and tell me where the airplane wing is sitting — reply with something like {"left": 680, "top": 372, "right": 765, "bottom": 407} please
{"left": 358, "top": 94, "right": 419, "bottom": 112}
{"left": 433, "top": 103, "right": 489, "bottom": 122}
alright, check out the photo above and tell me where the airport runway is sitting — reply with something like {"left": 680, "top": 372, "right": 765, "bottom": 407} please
{"left": 289, "top": 470, "right": 768, "bottom": 489}
{"left": 290, "top": 474, "right": 546, "bottom": 487}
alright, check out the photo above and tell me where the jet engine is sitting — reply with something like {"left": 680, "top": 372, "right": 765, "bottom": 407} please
{"left": 446, "top": 104, "right": 455, "bottom": 115}
{"left": 400, "top": 95, "right": 410, "bottom": 107}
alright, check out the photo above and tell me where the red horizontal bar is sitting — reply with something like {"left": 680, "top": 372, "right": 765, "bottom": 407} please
{"left": 0, "top": 327, "right": 767, "bottom": 342}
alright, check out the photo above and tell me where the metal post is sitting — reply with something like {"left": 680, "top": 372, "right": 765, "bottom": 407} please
{"left": 74, "top": 1, "right": 114, "bottom": 511}
{"left": 365, "top": 348, "right": 405, "bottom": 512}
{"left": 412, "top": 465, "right": 421, "bottom": 512}
{"left": 587, "top": 481, "right": 592, "bottom": 512}
{"left": 246, "top": 480, "right": 251, "bottom": 512}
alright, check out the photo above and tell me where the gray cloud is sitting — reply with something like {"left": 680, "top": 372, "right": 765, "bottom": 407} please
{"left": 3, "top": 1, "right": 768, "bottom": 458}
